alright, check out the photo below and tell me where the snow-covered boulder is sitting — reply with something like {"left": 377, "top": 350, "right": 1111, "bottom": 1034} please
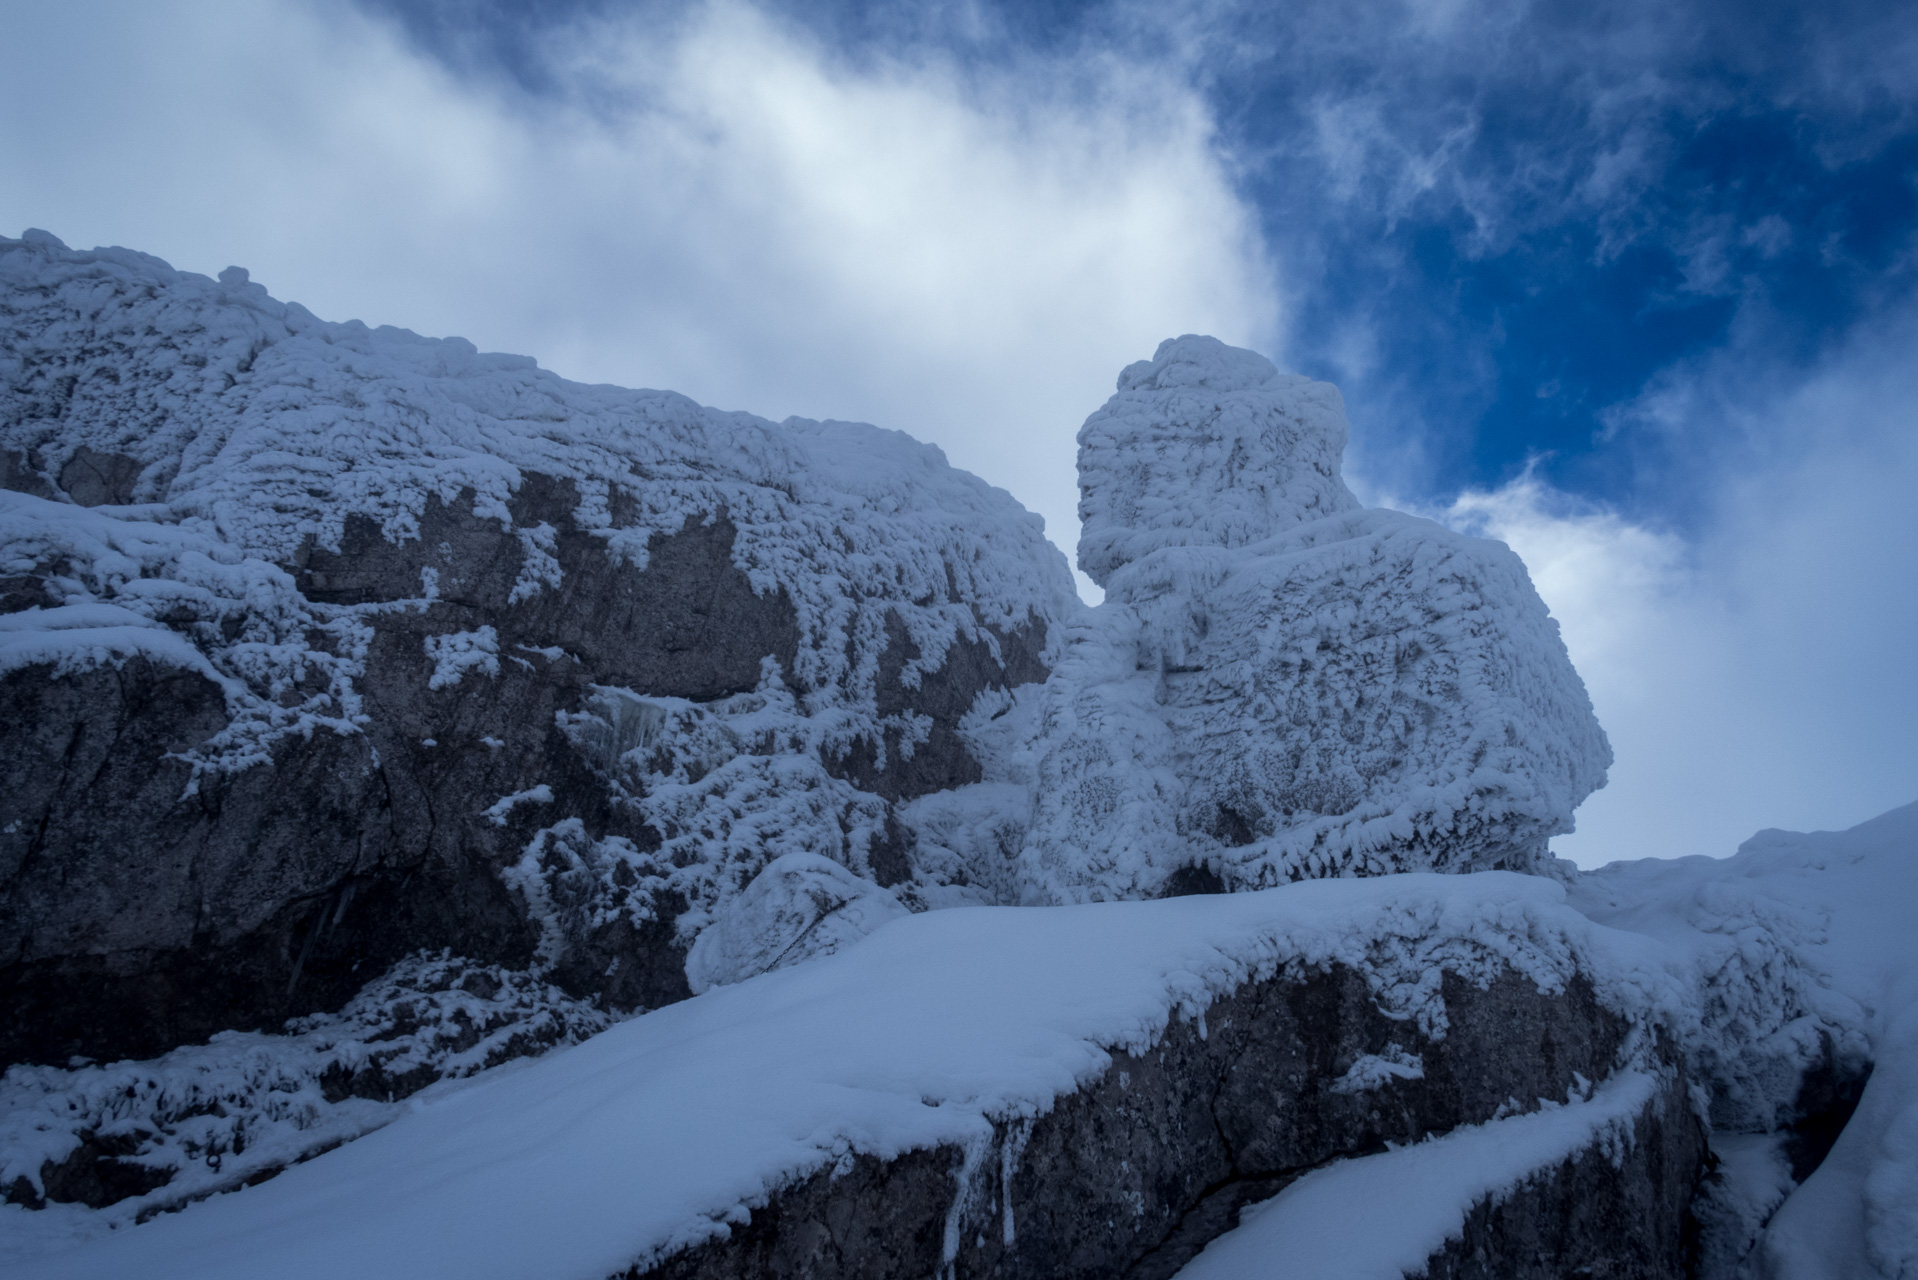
{"left": 991, "top": 336, "right": 1611, "bottom": 902}
{"left": 0, "top": 231, "right": 1078, "bottom": 1068}
{"left": 683, "top": 853, "right": 908, "bottom": 994}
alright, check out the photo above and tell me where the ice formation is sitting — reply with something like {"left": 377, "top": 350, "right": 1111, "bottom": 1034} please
{"left": 975, "top": 336, "right": 1612, "bottom": 903}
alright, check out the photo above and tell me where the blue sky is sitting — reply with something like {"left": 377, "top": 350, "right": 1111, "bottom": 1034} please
{"left": 3, "top": 0, "right": 1916, "bottom": 862}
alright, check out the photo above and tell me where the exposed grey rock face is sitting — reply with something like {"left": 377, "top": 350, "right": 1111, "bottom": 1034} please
{"left": 1, "top": 653, "right": 399, "bottom": 1066}
{"left": 0, "top": 232, "right": 1076, "bottom": 1069}
{"left": 630, "top": 961, "right": 1700, "bottom": 1280}
{"left": 55, "top": 447, "right": 142, "bottom": 509}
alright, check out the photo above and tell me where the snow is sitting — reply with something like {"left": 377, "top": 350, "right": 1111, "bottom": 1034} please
{"left": 481, "top": 783, "right": 552, "bottom": 825}
{"left": 1695, "top": 1131, "right": 1797, "bottom": 1278}
{"left": 1329, "top": 1044, "right": 1425, "bottom": 1094}
{"left": 1571, "top": 799, "right": 1918, "bottom": 1278}
{"left": 423, "top": 625, "right": 499, "bottom": 689}
{"left": 0, "top": 954, "right": 609, "bottom": 1268}
{"left": 1176, "top": 1068, "right": 1660, "bottom": 1280}
{"left": 683, "top": 852, "right": 908, "bottom": 994}
{"left": 5, "top": 872, "right": 1676, "bottom": 1280}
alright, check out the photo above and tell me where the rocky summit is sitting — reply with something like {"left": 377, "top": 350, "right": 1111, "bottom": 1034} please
{"left": 1, "top": 232, "right": 1901, "bottom": 1280}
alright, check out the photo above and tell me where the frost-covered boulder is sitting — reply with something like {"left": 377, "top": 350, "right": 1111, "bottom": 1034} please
{"left": 1074, "top": 335, "right": 1361, "bottom": 585}
{"left": 1572, "top": 801, "right": 1918, "bottom": 1278}
{"left": 683, "top": 853, "right": 908, "bottom": 994}
{"left": 959, "top": 336, "right": 1612, "bottom": 903}
{"left": 0, "top": 231, "right": 1078, "bottom": 1067}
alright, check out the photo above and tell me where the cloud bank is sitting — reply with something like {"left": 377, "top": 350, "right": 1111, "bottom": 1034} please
{"left": 0, "top": 0, "right": 1276, "bottom": 596}
{"left": 1439, "top": 308, "right": 1918, "bottom": 864}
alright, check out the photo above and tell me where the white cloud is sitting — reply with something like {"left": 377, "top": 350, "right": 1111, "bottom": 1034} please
{"left": 1440, "top": 318, "right": 1918, "bottom": 865}
{"left": 0, "top": 0, "right": 1278, "bottom": 598}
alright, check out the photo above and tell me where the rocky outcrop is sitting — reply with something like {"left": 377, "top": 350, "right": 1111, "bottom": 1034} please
{"left": 1007, "top": 335, "right": 1611, "bottom": 902}
{"left": 2, "top": 234, "right": 1702, "bottom": 1280}
{"left": 0, "top": 231, "right": 1078, "bottom": 1069}
{"left": 1419, "top": 1071, "right": 1704, "bottom": 1280}
{"left": 631, "top": 958, "right": 1693, "bottom": 1280}
{"left": 0, "top": 872, "right": 1713, "bottom": 1280}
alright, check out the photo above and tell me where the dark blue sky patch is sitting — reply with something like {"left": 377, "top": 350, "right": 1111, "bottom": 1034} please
{"left": 1197, "top": 0, "right": 1918, "bottom": 511}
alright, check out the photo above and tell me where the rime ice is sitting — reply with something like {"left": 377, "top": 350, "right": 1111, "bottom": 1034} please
{"left": 1002, "top": 336, "right": 1612, "bottom": 902}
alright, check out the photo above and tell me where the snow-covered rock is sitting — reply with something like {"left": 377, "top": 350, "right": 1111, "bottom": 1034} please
{"left": 0, "top": 873, "right": 1705, "bottom": 1280}
{"left": 1572, "top": 800, "right": 1918, "bottom": 1279}
{"left": 991, "top": 336, "right": 1611, "bottom": 903}
{"left": 1177, "top": 1065, "right": 1695, "bottom": 1280}
{"left": 683, "top": 853, "right": 908, "bottom": 994}
{"left": 0, "top": 230, "right": 1077, "bottom": 1068}
{"left": 0, "top": 952, "right": 607, "bottom": 1230}
{"left": 1, "top": 229, "right": 1617, "bottom": 1082}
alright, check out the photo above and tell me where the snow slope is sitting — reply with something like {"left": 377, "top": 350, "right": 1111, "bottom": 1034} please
{"left": 0, "top": 955, "right": 608, "bottom": 1264}
{"left": 1572, "top": 800, "right": 1918, "bottom": 1278}
{"left": 5, "top": 873, "right": 1680, "bottom": 1279}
